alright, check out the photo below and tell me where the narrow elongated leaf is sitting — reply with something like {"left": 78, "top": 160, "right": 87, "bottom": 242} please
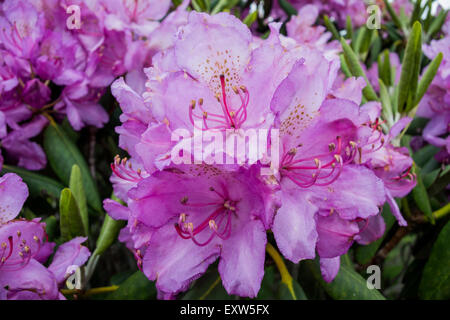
{"left": 1, "top": 165, "right": 63, "bottom": 200}
{"left": 419, "top": 220, "right": 450, "bottom": 299}
{"left": 43, "top": 215, "right": 58, "bottom": 240}
{"left": 44, "top": 122, "right": 101, "bottom": 211}
{"left": 306, "top": 260, "right": 386, "bottom": 300}
{"left": 59, "top": 188, "right": 85, "bottom": 241}
{"left": 412, "top": 165, "right": 434, "bottom": 224}
{"left": 69, "top": 165, "right": 89, "bottom": 236}
{"left": 339, "top": 54, "right": 352, "bottom": 78}
{"left": 340, "top": 38, "right": 378, "bottom": 101}
{"left": 415, "top": 53, "right": 443, "bottom": 105}
{"left": 427, "top": 10, "right": 448, "bottom": 38}
{"left": 278, "top": 0, "right": 297, "bottom": 16}
{"left": 182, "top": 268, "right": 231, "bottom": 300}
{"left": 345, "top": 15, "right": 353, "bottom": 40}
{"left": 107, "top": 271, "right": 156, "bottom": 300}
{"left": 243, "top": 10, "right": 258, "bottom": 27}
{"left": 323, "top": 15, "right": 340, "bottom": 40}
{"left": 410, "top": 0, "right": 422, "bottom": 26}
{"left": 378, "top": 50, "right": 392, "bottom": 87}
{"left": 94, "top": 214, "right": 126, "bottom": 256}
{"left": 279, "top": 280, "right": 308, "bottom": 300}
{"left": 383, "top": 0, "right": 403, "bottom": 30}
{"left": 379, "top": 79, "right": 394, "bottom": 124}
{"left": 398, "top": 22, "right": 422, "bottom": 113}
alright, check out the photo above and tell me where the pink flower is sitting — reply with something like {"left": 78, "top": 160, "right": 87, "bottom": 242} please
{"left": 0, "top": 173, "right": 90, "bottom": 300}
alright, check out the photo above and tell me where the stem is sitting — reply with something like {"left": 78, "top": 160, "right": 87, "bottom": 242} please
{"left": 432, "top": 203, "right": 450, "bottom": 221}
{"left": 60, "top": 285, "right": 119, "bottom": 297}
{"left": 266, "top": 243, "right": 297, "bottom": 300}
{"left": 199, "top": 276, "right": 221, "bottom": 300}
{"left": 84, "top": 285, "right": 119, "bottom": 297}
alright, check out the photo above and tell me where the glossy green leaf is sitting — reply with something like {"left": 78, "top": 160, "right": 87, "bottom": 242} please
{"left": 279, "top": 280, "right": 308, "bottom": 300}
{"left": 340, "top": 38, "right": 378, "bottom": 101}
{"left": 383, "top": 0, "right": 404, "bottom": 30}
{"left": 106, "top": 271, "right": 156, "bottom": 300}
{"left": 43, "top": 215, "right": 58, "bottom": 240}
{"left": 415, "top": 53, "right": 443, "bottom": 105}
{"left": 94, "top": 214, "right": 126, "bottom": 256}
{"left": 410, "top": 0, "right": 422, "bottom": 26}
{"left": 345, "top": 15, "right": 353, "bottom": 40}
{"left": 59, "top": 188, "right": 85, "bottom": 241}
{"left": 243, "top": 10, "right": 258, "bottom": 27}
{"left": 182, "top": 268, "right": 231, "bottom": 300}
{"left": 307, "top": 260, "right": 386, "bottom": 300}
{"left": 427, "top": 10, "right": 448, "bottom": 38}
{"left": 323, "top": 15, "right": 340, "bottom": 40}
{"left": 397, "top": 22, "right": 422, "bottom": 113}
{"left": 378, "top": 50, "right": 392, "bottom": 87}
{"left": 69, "top": 165, "right": 89, "bottom": 236}
{"left": 412, "top": 165, "right": 434, "bottom": 224}
{"left": 379, "top": 79, "right": 394, "bottom": 124}
{"left": 43, "top": 122, "right": 101, "bottom": 212}
{"left": 2, "top": 165, "right": 63, "bottom": 200}
{"left": 419, "top": 220, "right": 450, "bottom": 299}
{"left": 278, "top": 0, "right": 297, "bottom": 16}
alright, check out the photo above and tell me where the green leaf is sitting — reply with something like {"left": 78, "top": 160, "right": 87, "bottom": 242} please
{"left": 410, "top": 0, "right": 422, "bottom": 26}
{"left": 306, "top": 259, "right": 386, "bottom": 300}
{"left": 243, "top": 10, "right": 258, "bottom": 28}
{"left": 415, "top": 53, "right": 443, "bottom": 105}
{"left": 182, "top": 268, "right": 231, "bottom": 300}
{"left": 59, "top": 188, "right": 85, "bottom": 241}
{"left": 397, "top": 21, "right": 422, "bottom": 113}
{"left": 69, "top": 165, "right": 89, "bottom": 236}
{"left": 419, "top": 220, "right": 450, "bottom": 299}
{"left": 413, "top": 144, "right": 440, "bottom": 167}
{"left": 427, "top": 10, "right": 448, "bottom": 38}
{"left": 340, "top": 38, "right": 379, "bottom": 101}
{"left": 191, "top": 0, "right": 210, "bottom": 12}
{"left": 94, "top": 213, "right": 126, "bottom": 256}
{"left": 412, "top": 165, "right": 434, "bottom": 224}
{"left": 323, "top": 15, "right": 340, "bottom": 40}
{"left": 43, "top": 215, "right": 58, "bottom": 240}
{"left": 339, "top": 54, "right": 352, "bottom": 78}
{"left": 383, "top": 0, "right": 404, "bottom": 30}
{"left": 379, "top": 79, "right": 394, "bottom": 124}
{"left": 345, "top": 15, "right": 353, "bottom": 40}
{"left": 106, "top": 271, "right": 156, "bottom": 300}
{"left": 278, "top": 0, "right": 297, "bottom": 16}
{"left": 43, "top": 122, "right": 101, "bottom": 212}
{"left": 378, "top": 50, "right": 392, "bottom": 87}
{"left": 1, "top": 165, "right": 63, "bottom": 200}
{"left": 279, "top": 280, "right": 308, "bottom": 300}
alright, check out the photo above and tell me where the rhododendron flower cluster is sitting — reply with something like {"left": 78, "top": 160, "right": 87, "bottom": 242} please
{"left": 0, "top": 0, "right": 188, "bottom": 170}
{"left": 0, "top": 173, "right": 90, "bottom": 299}
{"left": 0, "top": 0, "right": 448, "bottom": 304}
{"left": 104, "top": 11, "right": 416, "bottom": 299}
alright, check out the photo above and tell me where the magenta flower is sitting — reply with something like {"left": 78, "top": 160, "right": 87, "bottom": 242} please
{"left": 106, "top": 165, "right": 278, "bottom": 298}
{"left": 135, "top": 12, "right": 302, "bottom": 171}
{"left": 0, "top": 173, "right": 90, "bottom": 300}
{"left": 268, "top": 49, "right": 409, "bottom": 281}
{"left": 418, "top": 35, "right": 450, "bottom": 159}
{"left": 284, "top": 4, "right": 341, "bottom": 57}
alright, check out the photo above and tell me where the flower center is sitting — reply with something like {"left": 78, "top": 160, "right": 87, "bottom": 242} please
{"left": 281, "top": 136, "right": 358, "bottom": 187}
{"left": 174, "top": 187, "right": 236, "bottom": 246}
{"left": 188, "top": 74, "right": 249, "bottom": 131}
{"left": 0, "top": 226, "right": 42, "bottom": 271}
